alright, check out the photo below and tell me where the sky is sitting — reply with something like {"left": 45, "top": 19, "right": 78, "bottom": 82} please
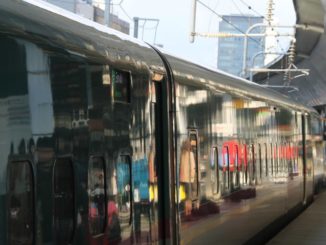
{"left": 101, "top": 0, "right": 296, "bottom": 69}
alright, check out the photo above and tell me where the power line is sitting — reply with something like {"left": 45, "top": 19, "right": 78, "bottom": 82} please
{"left": 238, "top": 0, "right": 289, "bottom": 54}
{"left": 231, "top": 0, "right": 245, "bottom": 16}
{"left": 197, "top": 0, "right": 264, "bottom": 48}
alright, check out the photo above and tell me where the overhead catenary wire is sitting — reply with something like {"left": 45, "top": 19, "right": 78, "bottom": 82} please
{"left": 196, "top": 0, "right": 264, "bottom": 49}
{"left": 238, "top": 0, "right": 289, "bottom": 54}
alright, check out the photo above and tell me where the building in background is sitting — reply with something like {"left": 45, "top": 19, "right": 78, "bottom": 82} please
{"left": 45, "top": 0, "right": 130, "bottom": 35}
{"left": 94, "top": 7, "right": 130, "bottom": 35}
{"left": 217, "top": 15, "right": 265, "bottom": 77}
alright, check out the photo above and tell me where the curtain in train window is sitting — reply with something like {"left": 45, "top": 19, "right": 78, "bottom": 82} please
{"left": 53, "top": 158, "right": 75, "bottom": 244}
{"left": 8, "top": 161, "right": 34, "bottom": 245}
{"left": 116, "top": 155, "right": 131, "bottom": 241}
{"left": 88, "top": 157, "right": 106, "bottom": 236}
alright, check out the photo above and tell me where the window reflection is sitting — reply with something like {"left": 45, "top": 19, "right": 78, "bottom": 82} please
{"left": 8, "top": 161, "right": 34, "bottom": 245}
{"left": 116, "top": 155, "right": 131, "bottom": 241}
{"left": 53, "top": 158, "right": 75, "bottom": 244}
{"left": 88, "top": 157, "right": 106, "bottom": 236}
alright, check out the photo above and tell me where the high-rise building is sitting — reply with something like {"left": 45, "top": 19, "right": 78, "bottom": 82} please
{"left": 217, "top": 15, "right": 265, "bottom": 77}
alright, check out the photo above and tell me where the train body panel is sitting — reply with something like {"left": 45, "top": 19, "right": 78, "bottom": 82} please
{"left": 0, "top": 1, "right": 325, "bottom": 245}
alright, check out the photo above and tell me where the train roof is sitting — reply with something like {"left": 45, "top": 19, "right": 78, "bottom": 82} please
{"left": 0, "top": 0, "right": 317, "bottom": 115}
{"left": 161, "top": 50, "right": 316, "bottom": 114}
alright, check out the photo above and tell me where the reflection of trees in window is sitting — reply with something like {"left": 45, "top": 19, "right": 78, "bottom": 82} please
{"left": 8, "top": 161, "right": 34, "bottom": 245}
{"left": 53, "top": 158, "right": 75, "bottom": 244}
{"left": 88, "top": 157, "right": 106, "bottom": 236}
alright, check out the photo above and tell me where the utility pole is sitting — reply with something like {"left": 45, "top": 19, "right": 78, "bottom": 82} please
{"left": 104, "top": 0, "right": 111, "bottom": 27}
{"left": 133, "top": 17, "right": 160, "bottom": 44}
{"left": 189, "top": 0, "right": 197, "bottom": 43}
{"left": 133, "top": 17, "right": 139, "bottom": 38}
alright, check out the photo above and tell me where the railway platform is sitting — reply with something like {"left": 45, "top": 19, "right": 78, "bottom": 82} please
{"left": 267, "top": 191, "right": 326, "bottom": 245}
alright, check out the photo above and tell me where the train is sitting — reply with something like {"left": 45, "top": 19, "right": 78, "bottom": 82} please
{"left": 0, "top": 1, "right": 325, "bottom": 244}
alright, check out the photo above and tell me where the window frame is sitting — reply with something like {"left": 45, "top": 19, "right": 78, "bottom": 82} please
{"left": 111, "top": 68, "right": 132, "bottom": 104}
{"left": 223, "top": 146, "right": 230, "bottom": 190}
{"left": 211, "top": 146, "right": 220, "bottom": 194}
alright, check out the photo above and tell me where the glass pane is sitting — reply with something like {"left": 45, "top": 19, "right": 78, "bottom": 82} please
{"left": 116, "top": 155, "right": 131, "bottom": 241}
{"left": 211, "top": 147, "right": 219, "bottom": 194}
{"left": 223, "top": 146, "right": 229, "bottom": 190}
{"left": 112, "top": 69, "right": 131, "bottom": 103}
{"left": 88, "top": 157, "right": 106, "bottom": 236}
{"left": 189, "top": 133, "right": 199, "bottom": 198}
{"left": 8, "top": 161, "right": 34, "bottom": 245}
{"left": 53, "top": 158, "right": 75, "bottom": 244}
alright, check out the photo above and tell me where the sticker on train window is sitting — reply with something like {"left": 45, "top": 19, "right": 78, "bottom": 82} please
{"left": 111, "top": 68, "right": 131, "bottom": 103}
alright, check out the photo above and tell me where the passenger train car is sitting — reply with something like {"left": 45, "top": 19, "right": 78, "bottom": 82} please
{"left": 0, "top": 1, "right": 324, "bottom": 244}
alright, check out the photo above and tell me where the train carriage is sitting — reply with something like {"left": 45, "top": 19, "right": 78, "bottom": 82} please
{"left": 0, "top": 1, "right": 324, "bottom": 245}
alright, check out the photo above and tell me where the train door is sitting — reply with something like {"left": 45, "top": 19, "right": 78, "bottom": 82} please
{"left": 148, "top": 79, "right": 162, "bottom": 243}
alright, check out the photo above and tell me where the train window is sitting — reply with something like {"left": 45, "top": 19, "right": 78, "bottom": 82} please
{"left": 282, "top": 143, "right": 287, "bottom": 174}
{"left": 258, "top": 144, "right": 262, "bottom": 181}
{"left": 116, "top": 155, "right": 132, "bottom": 239}
{"left": 234, "top": 145, "right": 240, "bottom": 188}
{"left": 211, "top": 147, "right": 220, "bottom": 194}
{"left": 223, "top": 146, "right": 230, "bottom": 190}
{"left": 270, "top": 143, "right": 274, "bottom": 176}
{"left": 274, "top": 144, "right": 278, "bottom": 174}
{"left": 249, "top": 144, "right": 256, "bottom": 184}
{"left": 111, "top": 68, "right": 131, "bottom": 103}
{"left": 189, "top": 131, "right": 199, "bottom": 198}
{"left": 88, "top": 157, "right": 106, "bottom": 236}
{"left": 180, "top": 134, "right": 199, "bottom": 210}
{"left": 243, "top": 145, "right": 248, "bottom": 185}
{"left": 287, "top": 143, "right": 293, "bottom": 176}
{"left": 53, "top": 158, "right": 75, "bottom": 244}
{"left": 8, "top": 161, "right": 35, "bottom": 245}
{"left": 264, "top": 143, "right": 268, "bottom": 177}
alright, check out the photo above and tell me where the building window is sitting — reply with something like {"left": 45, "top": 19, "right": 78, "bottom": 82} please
{"left": 8, "top": 161, "right": 34, "bottom": 245}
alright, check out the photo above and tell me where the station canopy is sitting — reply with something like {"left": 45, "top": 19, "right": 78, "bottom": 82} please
{"left": 253, "top": 0, "right": 326, "bottom": 112}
